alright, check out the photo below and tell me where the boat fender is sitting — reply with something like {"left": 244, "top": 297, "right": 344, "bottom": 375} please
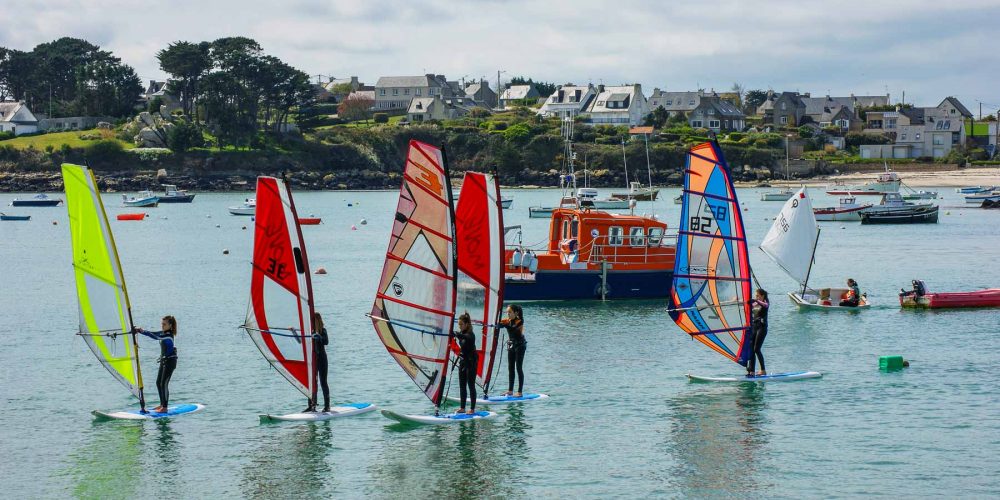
{"left": 511, "top": 249, "right": 522, "bottom": 267}
{"left": 527, "top": 252, "right": 538, "bottom": 273}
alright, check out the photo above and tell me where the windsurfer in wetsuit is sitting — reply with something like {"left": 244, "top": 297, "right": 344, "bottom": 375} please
{"left": 136, "top": 316, "right": 178, "bottom": 413}
{"left": 306, "top": 312, "right": 330, "bottom": 413}
{"left": 747, "top": 290, "right": 769, "bottom": 377}
{"left": 839, "top": 278, "right": 861, "bottom": 307}
{"left": 454, "top": 312, "right": 478, "bottom": 414}
{"left": 498, "top": 304, "right": 527, "bottom": 397}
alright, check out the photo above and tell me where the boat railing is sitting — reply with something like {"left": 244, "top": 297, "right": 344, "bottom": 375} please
{"left": 583, "top": 233, "right": 676, "bottom": 266}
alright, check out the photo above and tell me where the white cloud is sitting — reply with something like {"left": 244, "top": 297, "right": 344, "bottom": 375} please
{"left": 2, "top": 0, "right": 999, "bottom": 108}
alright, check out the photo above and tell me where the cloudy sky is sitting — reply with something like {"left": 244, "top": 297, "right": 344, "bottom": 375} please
{"left": 4, "top": 0, "right": 999, "bottom": 111}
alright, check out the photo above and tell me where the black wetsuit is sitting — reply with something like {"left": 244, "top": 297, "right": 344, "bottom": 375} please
{"left": 313, "top": 327, "right": 329, "bottom": 410}
{"left": 140, "top": 330, "right": 177, "bottom": 408}
{"left": 747, "top": 300, "right": 768, "bottom": 374}
{"left": 455, "top": 327, "right": 478, "bottom": 411}
{"left": 840, "top": 284, "right": 861, "bottom": 307}
{"left": 501, "top": 318, "right": 526, "bottom": 393}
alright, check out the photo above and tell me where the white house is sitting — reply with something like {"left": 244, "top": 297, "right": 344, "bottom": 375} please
{"left": 537, "top": 84, "right": 597, "bottom": 119}
{"left": 498, "top": 84, "right": 540, "bottom": 109}
{"left": 0, "top": 101, "right": 39, "bottom": 136}
{"left": 583, "top": 84, "right": 650, "bottom": 126}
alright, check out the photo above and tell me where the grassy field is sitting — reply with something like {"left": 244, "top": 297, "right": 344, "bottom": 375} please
{"left": 0, "top": 131, "right": 134, "bottom": 150}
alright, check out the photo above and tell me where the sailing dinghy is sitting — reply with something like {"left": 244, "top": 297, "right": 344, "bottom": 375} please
{"left": 760, "top": 188, "right": 869, "bottom": 311}
{"left": 446, "top": 171, "right": 548, "bottom": 406}
{"left": 667, "top": 144, "right": 821, "bottom": 383}
{"left": 62, "top": 163, "right": 205, "bottom": 420}
{"left": 243, "top": 176, "right": 376, "bottom": 423}
{"left": 370, "top": 141, "right": 498, "bottom": 424}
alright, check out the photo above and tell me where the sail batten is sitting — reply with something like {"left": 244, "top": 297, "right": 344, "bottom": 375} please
{"left": 62, "top": 164, "right": 144, "bottom": 398}
{"left": 372, "top": 140, "right": 457, "bottom": 406}
{"left": 668, "top": 143, "right": 753, "bottom": 366}
{"left": 243, "top": 176, "right": 315, "bottom": 399}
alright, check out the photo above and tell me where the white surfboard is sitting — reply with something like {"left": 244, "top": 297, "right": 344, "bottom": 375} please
{"left": 686, "top": 371, "right": 822, "bottom": 383}
{"left": 381, "top": 409, "right": 499, "bottom": 425}
{"left": 259, "top": 402, "right": 377, "bottom": 423}
{"left": 93, "top": 403, "right": 206, "bottom": 421}
{"left": 446, "top": 393, "right": 550, "bottom": 405}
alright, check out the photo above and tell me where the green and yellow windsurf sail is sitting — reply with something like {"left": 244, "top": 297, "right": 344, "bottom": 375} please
{"left": 62, "top": 164, "right": 144, "bottom": 400}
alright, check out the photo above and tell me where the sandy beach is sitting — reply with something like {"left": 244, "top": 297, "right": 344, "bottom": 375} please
{"left": 763, "top": 165, "right": 1000, "bottom": 189}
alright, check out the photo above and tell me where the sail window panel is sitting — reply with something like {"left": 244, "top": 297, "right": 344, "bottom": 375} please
{"left": 260, "top": 277, "right": 308, "bottom": 363}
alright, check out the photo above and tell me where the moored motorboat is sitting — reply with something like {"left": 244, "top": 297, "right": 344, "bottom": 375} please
{"left": 0, "top": 212, "right": 31, "bottom": 221}
{"left": 10, "top": 194, "right": 63, "bottom": 207}
{"left": 228, "top": 198, "right": 256, "bottom": 216}
{"left": 813, "top": 196, "right": 872, "bottom": 222}
{"left": 860, "top": 193, "right": 938, "bottom": 224}
{"left": 956, "top": 185, "right": 994, "bottom": 194}
{"left": 576, "top": 188, "right": 629, "bottom": 209}
{"left": 159, "top": 185, "right": 195, "bottom": 203}
{"left": 500, "top": 197, "right": 513, "bottom": 209}
{"left": 612, "top": 181, "right": 659, "bottom": 201}
{"left": 528, "top": 206, "right": 554, "bottom": 218}
{"left": 901, "top": 190, "right": 938, "bottom": 200}
{"left": 899, "top": 280, "right": 1000, "bottom": 308}
{"left": 982, "top": 199, "right": 1000, "bottom": 209}
{"left": 297, "top": 217, "right": 322, "bottom": 225}
{"left": 964, "top": 191, "right": 1000, "bottom": 204}
{"left": 122, "top": 191, "right": 159, "bottom": 207}
{"left": 826, "top": 168, "right": 901, "bottom": 196}
{"left": 760, "top": 189, "right": 794, "bottom": 201}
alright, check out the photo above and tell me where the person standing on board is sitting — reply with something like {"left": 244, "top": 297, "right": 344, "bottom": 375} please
{"left": 307, "top": 312, "right": 330, "bottom": 413}
{"left": 839, "top": 278, "right": 861, "bottom": 307}
{"left": 454, "top": 312, "right": 479, "bottom": 414}
{"left": 499, "top": 304, "right": 527, "bottom": 397}
{"left": 136, "top": 316, "right": 179, "bottom": 413}
{"left": 746, "top": 290, "right": 769, "bottom": 378}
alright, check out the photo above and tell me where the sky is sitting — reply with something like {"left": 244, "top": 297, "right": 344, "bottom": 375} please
{"left": 3, "top": 0, "right": 1000, "bottom": 112}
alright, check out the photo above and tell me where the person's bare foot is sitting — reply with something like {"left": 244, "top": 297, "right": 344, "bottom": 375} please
{"left": 466, "top": 409, "right": 475, "bottom": 415}
{"left": 757, "top": 371, "right": 767, "bottom": 376}
{"left": 501, "top": 391, "right": 512, "bottom": 396}
{"left": 456, "top": 408, "right": 466, "bottom": 414}
{"left": 153, "top": 406, "right": 166, "bottom": 413}
{"left": 514, "top": 392, "right": 522, "bottom": 397}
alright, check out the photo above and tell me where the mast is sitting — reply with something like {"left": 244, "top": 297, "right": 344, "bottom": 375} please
{"left": 621, "top": 138, "right": 632, "bottom": 214}
{"left": 643, "top": 131, "right": 654, "bottom": 218}
{"left": 438, "top": 144, "right": 459, "bottom": 413}
{"left": 284, "top": 179, "right": 317, "bottom": 408}
{"left": 801, "top": 227, "right": 821, "bottom": 296}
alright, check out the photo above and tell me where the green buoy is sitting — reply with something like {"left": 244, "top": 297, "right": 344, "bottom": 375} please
{"left": 879, "top": 355, "right": 908, "bottom": 372}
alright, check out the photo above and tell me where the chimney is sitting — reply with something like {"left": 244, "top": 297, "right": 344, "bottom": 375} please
{"left": 557, "top": 89, "right": 564, "bottom": 102}
{"left": 598, "top": 84, "right": 605, "bottom": 93}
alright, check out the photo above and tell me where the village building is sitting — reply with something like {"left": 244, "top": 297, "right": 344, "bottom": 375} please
{"left": 537, "top": 84, "right": 597, "bottom": 119}
{"left": 688, "top": 96, "right": 745, "bottom": 132}
{"left": 407, "top": 96, "right": 468, "bottom": 122}
{"left": 464, "top": 80, "right": 497, "bottom": 108}
{"left": 374, "top": 74, "right": 455, "bottom": 111}
{"left": 0, "top": 101, "right": 39, "bottom": 135}
{"left": 498, "top": 84, "right": 540, "bottom": 109}
{"left": 583, "top": 84, "right": 650, "bottom": 126}
{"left": 647, "top": 89, "right": 703, "bottom": 117}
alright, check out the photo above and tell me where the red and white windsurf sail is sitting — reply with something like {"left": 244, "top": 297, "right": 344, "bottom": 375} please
{"left": 243, "top": 176, "right": 315, "bottom": 398}
{"left": 455, "top": 171, "right": 505, "bottom": 392}
{"left": 371, "top": 140, "right": 458, "bottom": 407}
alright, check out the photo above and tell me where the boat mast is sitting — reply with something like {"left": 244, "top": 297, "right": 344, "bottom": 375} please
{"left": 643, "top": 131, "right": 654, "bottom": 219}
{"left": 621, "top": 138, "right": 632, "bottom": 214}
{"left": 801, "top": 227, "right": 821, "bottom": 296}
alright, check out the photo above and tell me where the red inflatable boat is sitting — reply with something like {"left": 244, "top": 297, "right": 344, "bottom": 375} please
{"left": 116, "top": 213, "right": 147, "bottom": 221}
{"left": 899, "top": 280, "right": 1000, "bottom": 308}
{"left": 298, "top": 217, "right": 322, "bottom": 225}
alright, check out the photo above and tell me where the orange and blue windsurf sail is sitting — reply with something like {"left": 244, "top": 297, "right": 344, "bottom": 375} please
{"left": 669, "top": 142, "right": 752, "bottom": 365}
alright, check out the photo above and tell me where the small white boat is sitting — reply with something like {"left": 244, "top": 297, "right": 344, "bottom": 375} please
{"left": 612, "top": 181, "right": 658, "bottom": 201}
{"left": 576, "top": 188, "right": 629, "bottom": 209}
{"left": 122, "top": 192, "right": 159, "bottom": 207}
{"left": 760, "top": 189, "right": 794, "bottom": 201}
{"left": 901, "top": 190, "right": 938, "bottom": 200}
{"left": 159, "top": 185, "right": 195, "bottom": 203}
{"left": 826, "top": 167, "right": 901, "bottom": 196}
{"left": 964, "top": 191, "right": 1000, "bottom": 204}
{"left": 813, "top": 196, "right": 872, "bottom": 222}
{"left": 500, "top": 197, "right": 513, "bottom": 209}
{"left": 228, "top": 198, "right": 256, "bottom": 216}
{"left": 528, "top": 206, "right": 554, "bottom": 218}
{"left": 956, "top": 185, "right": 994, "bottom": 194}
{"left": 788, "top": 288, "right": 871, "bottom": 310}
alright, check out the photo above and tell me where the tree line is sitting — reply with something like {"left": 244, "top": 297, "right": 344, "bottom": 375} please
{"left": 0, "top": 37, "right": 142, "bottom": 118}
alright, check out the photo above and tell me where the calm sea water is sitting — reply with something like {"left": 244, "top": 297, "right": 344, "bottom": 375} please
{"left": 1, "top": 187, "right": 998, "bottom": 498}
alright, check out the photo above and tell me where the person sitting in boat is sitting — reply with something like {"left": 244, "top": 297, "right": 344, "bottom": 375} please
{"left": 839, "top": 278, "right": 861, "bottom": 307}
{"left": 498, "top": 304, "right": 527, "bottom": 397}
{"left": 135, "top": 316, "right": 179, "bottom": 413}
{"left": 454, "top": 312, "right": 478, "bottom": 415}
{"left": 900, "top": 279, "right": 927, "bottom": 298}
{"left": 307, "top": 312, "right": 330, "bottom": 413}
{"left": 746, "top": 290, "right": 769, "bottom": 378}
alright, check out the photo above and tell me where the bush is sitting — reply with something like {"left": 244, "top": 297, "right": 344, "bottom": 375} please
{"left": 503, "top": 122, "right": 532, "bottom": 142}
{"left": 845, "top": 132, "right": 890, "bottom": 148}
{"left": 167, "top": 120, "right": 205, "bottom": 152}
{"left": 491, "top": 122, "right": 508, "bottom": 131}
{"left": 727, "top": 132, "right": 745, "bottom": 141}
{"left": 85, "top": 140, "right": 125, "bottom": 162}
{"left": 148, "top": 96, "right": 164, "bottom": 113}
{"left": 797, "top": 126, "right": 814, "bottom": 138}
{"left": 373, "top": 113, "right": 389, "bottom": 124}
{"left": 0, "top": 131, "right": 14, "bottom": 141}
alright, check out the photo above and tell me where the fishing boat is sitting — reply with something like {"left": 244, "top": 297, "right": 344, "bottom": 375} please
{"left": 243, "top": 177, "right": 375, "bottom": 422}
{"left": 760, "top": 189, "right": 794, "bottom": 201}
{"left": 122, "top": 191, "right": 159, "bottom": 207}
{"left": 964, "top": 191, "right": 1000, "bottom": 204}
{"left": 956, "top": 185, "right": 994, "bottom": 194}
{"left": 500, "top": 197, "right": 513, "bottom": 209}
{"left": 505, "top": 196, "right": 674, "bottom": 301}
{"left": 760, "top": 188, "right": 869, "bottom": 311}
{"left": 61, "top": 163, "right": 204, "bottom": 420}
{"left": 668, "top": 142, "right": 821, "bottom": 382}
{"left": 899, "top": 280, "right": 1000, "bottom": 308}
{"left": 860, "top": 193, "right": 938, "bottom": 224}
{"left": 10, "top": 194, "right": 63, "bottom": 207}
{"left": 369, "top": 140, "right": 497, "bottom": 424}
{"left": 159, "top": 185, "right": 195, "bottom": 203}
{"left": 812, "top": 196, "right": 872, "bottom": 222}
{"left": 612, "top": 181, "right": 659, "bottom": 201}
{"left": 826, "top": 169, "right": 901, "bottom": 196}
{"left": 528, "top": 206, "right": 555, "bottom": 218}
{"left": 0, "top": 213, "right": 30, "bottom": 221}
{"left": 576, "top": 188, "right": 629, "bottom": 209}
{"left": 228, "top": 198, "right": 256, "bottom": 216}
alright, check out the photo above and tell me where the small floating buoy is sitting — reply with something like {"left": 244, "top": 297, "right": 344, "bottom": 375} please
{"left": 52, "top": 221, "right": 58, "bottom": 225}
{"left": 215, "top": 224, "right": 221, "bottom": 228}
{"left": 360, "top": 218, "right": 368, "bottom": 225}
{"left": 315, "top": 267, "right": 327, "bottom": 275}
{"left": 347, "top": 203, "right": 353, "bottom": 207}
{"left": 206, "top": 214, "right": 212, "bottom": 218}
{"left": 223, "top": 249, "right": 229, "bottom": 255}
{"left": 945, "top": 211, "right": 951, "bottom": 215}
{"left": 351, "top": 225, "right": 357, "bottom": 230}
{"left": 242, "top": 226, "right": 247, "bottom": 230}
{"left": 879, "top": 355, "right": 909, "bottom": 372}
{"left": 743, "top": 208, "right": 748, "bottom": 212}
{"left": 160, "top": 216, "right": 167, "bottom": 220}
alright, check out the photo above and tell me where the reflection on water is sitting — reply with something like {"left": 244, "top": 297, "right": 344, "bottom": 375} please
{"left": 664, "top": 384, "right": 769, "bottom": 496}
{"left": 67, "top": 422, "right": 144, "bottom": 499}
{"left": 370, "top": 412, "right": 530, "bottom": 498}
{"left": 241, "top": 424, "right": 335, "bottom": 498}
{"left": 151, "top": 420, "right": 181, "bottom": 492}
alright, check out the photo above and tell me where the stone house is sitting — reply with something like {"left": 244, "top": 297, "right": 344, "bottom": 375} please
{"left": 537, "top": 84, "right": 597, "bottom": 119}
{"left": 647, "top": 89, "right": 703, "bottom": 117}
{"left": 0, "top": 101, "right": 39, "bottom": 135}
{"left": 407, "top": 96, "right": 467, "bottom": 122}
{"left": 374, "top": 74, "right": 454, "bottom": 111}
{"left": 759, "top": 91, "right": 806, "bottom": 127}
{"left": 464, "top": 80, "right": 497, "bottom": 108}
{"left": 583, "top": 84, "right": 650, "bottom": 126}
{"left": 142, "top": 80, "right": 182, "bottom": 112}
{"left": 861, "top": 115, "right": 966, "bottom": 159}
{"left": 499, "top": 84, "right": 540, "bottom": 109}
{"left": 688, "top": 97, "right": 745, "bottom": 132}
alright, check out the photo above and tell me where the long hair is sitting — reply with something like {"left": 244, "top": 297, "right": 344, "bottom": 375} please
{"left": 162, "top": 315, "right": 177, "bottom": 336}
{"left": 507, "top": 304, "right": 523, "bottom": 321}
{"left": 847, "top": 278, "right": 857, "bottom": 287}
{"left": 458, "top": 311, "right": 472, "bottom": 332}
{"left": 755, "top": 289, "right": 769, "bottom": 302}
{"left": 312, "top": 312, "right": 325, "bottom": 332}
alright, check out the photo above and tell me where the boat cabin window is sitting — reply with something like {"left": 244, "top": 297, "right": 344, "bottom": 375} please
{"left": 608, "top": 226, "right": 623, "bottom": 246}
{"left": 571, "top": 219, "right": 579, "bottom": 238}
{"left": 648, "top": 227, "right": 663, "bottom": 246}
{"left": 629, "top": 227, "right": 645, "bottom": 247}
{"left": 561, "top": 219, "right": 570, "bottom": 239}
